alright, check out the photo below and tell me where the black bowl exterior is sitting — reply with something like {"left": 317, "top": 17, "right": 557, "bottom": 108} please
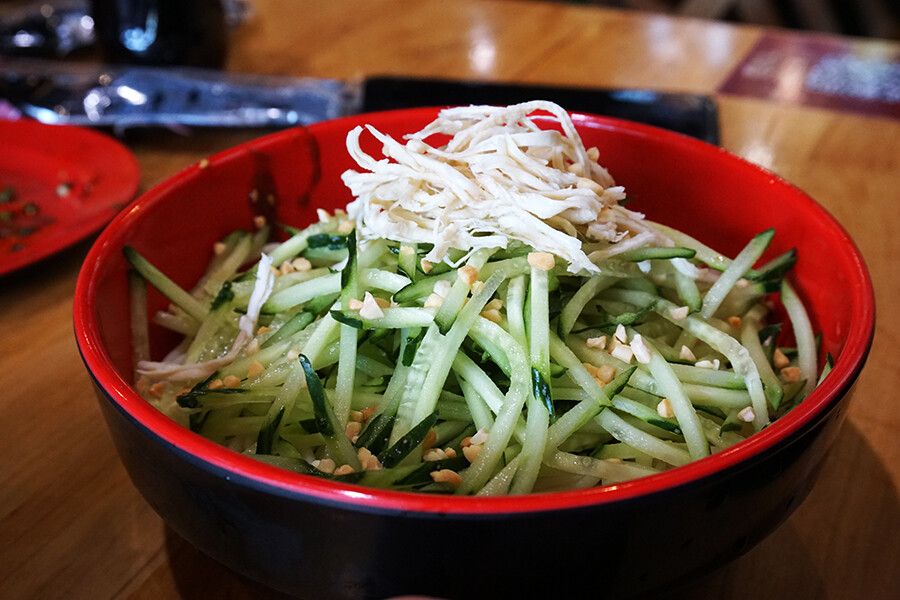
{"left": 91, "top": 372, "right": 855, "bottom": 600}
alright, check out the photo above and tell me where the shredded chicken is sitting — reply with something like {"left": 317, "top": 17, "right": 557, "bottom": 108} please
{"left": 341, "top": 101, "right": 668, "bottom": 274}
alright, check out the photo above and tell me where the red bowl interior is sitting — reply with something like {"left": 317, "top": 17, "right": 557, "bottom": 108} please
{"left": 74, "top": 108, "right": 874, "bottom": 514}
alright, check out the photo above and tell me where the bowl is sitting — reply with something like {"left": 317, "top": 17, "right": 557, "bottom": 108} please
{"left": 74, "top": 108, "right": 874, "bottom": 600}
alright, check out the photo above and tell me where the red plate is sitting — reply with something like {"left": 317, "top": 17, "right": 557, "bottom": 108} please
{"left": 0, "top": 119, "right": 140, "bottom": 276}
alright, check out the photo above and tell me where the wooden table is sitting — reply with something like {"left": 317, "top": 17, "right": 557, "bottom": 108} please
{"left": 1, "top": 1, "right": 897, "bottom": 598}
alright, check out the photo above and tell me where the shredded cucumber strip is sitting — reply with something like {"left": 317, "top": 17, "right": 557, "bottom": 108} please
{"left": 509, "top": 396, "right": 549, "bottom": 495}
{"left": 412, "top": 271, "right": 505, "bottom": 426}
{"left": 741, "top": 303, "right": 784, "bottom": 409}
{"left": 782, "top": 281, "right": 818, "bottom": 399}
{"left": 543, "top": 366, "right": 632, "bottom": 455}
{"left": 559, "top": 274, "right": 618, "bottom": 338}
{"left": 639, "top": 336, "right": 709, "bottom": 460}
{"left": 504, "top": 274, "right": 528, "bottom": 347}
{"left": 546, "top": 451, "right": 658, "bottom": 484}
{"left": 457, "top": 316, "right": 531, "bottom": 495}
{"left": 129, "top": 270, "right": 150, "bottom": 376}
{"left": 596, "top": 409, "right": 692, "bottom": 467}
{"left": 457, "top": 376, "right": 495, "bottom": 432}
{"left": 529, "top": 264, "right": 554, "bottom": 419}
{"left": 700, "top": 229, "right": 773, "bottom": 319}
{"left": 124, "top": 245, "right": 208, "bottom": 322}
{"left": 476, "top": 455, "right": 520, "bottom": 496}
{"left": 268, "top": 218, "right": 341, "bottom": 266}
{"left": 605, "top": 288, "right": 769, "bottom": 430}
{"left": 135, "top": 208, "right": 821, "bottom": 496}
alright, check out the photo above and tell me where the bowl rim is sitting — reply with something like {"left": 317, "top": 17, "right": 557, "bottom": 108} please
{"left": 73, "top": 107, "right": 876, "bottom": 515}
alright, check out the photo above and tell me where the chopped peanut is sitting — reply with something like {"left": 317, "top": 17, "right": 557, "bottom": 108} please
{"left": 463, "top": 445, "right": 481, "bottom": 462}
{"left": 458, "top": 265, "right": 479, "bottom": 285}
{"left": 345, "top": 421, "right": 362, "bottom": 441}
{"left": 587, "top": 146, "right": 600, "bottom": 161}
{"left": 360, "top": 405, "right": 378, "bottom": 422}
{"left": 287, "top": 349, "right": 301, "bottom": 361}
{"left": 333, "top": 464, "right": 355, "bottom": 476}
{"left": 349, "top": 410, "right": 364, "bottom": 423}
{"left": 773, "top": 348, "right": 790, "bottom": 369}
{"left": 485, "top": 299, "right": 503, "bottom": 311}
{"left": 348, "top": 298, "right": 364, "bottom": 311}
{"left": 420, "top": 259, "right": 433, "bottom": 274}
{"left": 669, "top": 306, "right": 690, "bottom": 321}
{"left": 279, "top": 260, "right": 295, "bottom": 275}
{"left": 291, "top": 257, "right": 312, "bottom": 272}
{"left": 253, "top": 215, "right": 267, "bottom": 229}
{"left": 737, "top": 406, "right": 756, "bottom": 422}
{"left": 247, "top": 360, "right": 265, "bottom": 379}
{"left": 213, "top": 241, "right": 227, "bottom": 255}
{"left": 314, "top": 458, "right": 336, "bottom": 474}
{"left": 357, "top": 447, "right": 375, "bottom": 465}
{"left": 471, "top": 280, "right": 485, "bottom": 294}
{"left": 527, "top": 251, "right": 555, "bottom": 271}
{"left": 695, "top": 359, "right": 720, "bottom": 370}
{"left": 781, "top": 366, "right": 801, "bottom": 383}
{"left": 481, "top": 308, "right": 502, "bottom": 323}
{"left": 257, "top": 325, "right": 272, "bottom": 335}
{"left": 359, "top": 292, "right": 386, "bottom": 320}
{"left": 629, "top": 334, "right": 651, "bottom": 364}
{"left": 245, "top": 339, "right": 260, "bottom": 357}
{"left": 657, "top": 398, "right": 675, "bottom": 419}
{"left": 337, "top": 219, "right": 355, "bottom": 234}
{"left": 444, "top": 447, "right": 458, "bottom": 459}
{"left": 423, "top": 428, "right": 438, "bottom": 450}
{"left": 198, "top": 158, "right": 210, "bottom": 169}
{"left": 582, "top": 362, "right": 600, "bottom": 377}
{"left": 679, "top": 345, "right": 696, "bottom": 361}
{"left": 430, "top": 469, "right": 463, "bottom": 486}
{"left": 728, "top": 316, "right": 742, "bottom": 329}
{"left": 149, "top": 382, "right": 165, "bottom": 398}
{"left": 424, "top": 293, "right": 444, "bottom": 309}
{"left": 586, "top": 336, "right": 607, "bottom": 350}
{"left": 470, "top": 428, "right": 489, "bottom": 446}
{"left": 614, "top": 323, "right": 628, "bottom": 343}
{"left": 424, "top": 448, "right": 448, "bottom": 462}
{"left": 208, "top": 378, "right": 224, "bottom": 390}
{"left": 595, "top": 364, "right": 617, "bottom": 385}
{"left": 611, "top": 344, "right": 633, "bottom": 363}
{"left": 222, "top": 375, "right": 241, "bottom": 389}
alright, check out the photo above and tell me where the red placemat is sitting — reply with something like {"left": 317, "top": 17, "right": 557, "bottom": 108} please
{"left": 718, "top": 33, "right": 899, "bottom": 119}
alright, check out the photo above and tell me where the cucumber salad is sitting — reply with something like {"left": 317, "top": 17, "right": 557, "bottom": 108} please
{"left": 127, "top": 101, "right": 825, "bottom": 495}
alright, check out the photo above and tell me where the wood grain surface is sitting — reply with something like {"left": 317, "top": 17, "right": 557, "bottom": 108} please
{"left": 0, "top": 1, "right": 897, "bottom": 598}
